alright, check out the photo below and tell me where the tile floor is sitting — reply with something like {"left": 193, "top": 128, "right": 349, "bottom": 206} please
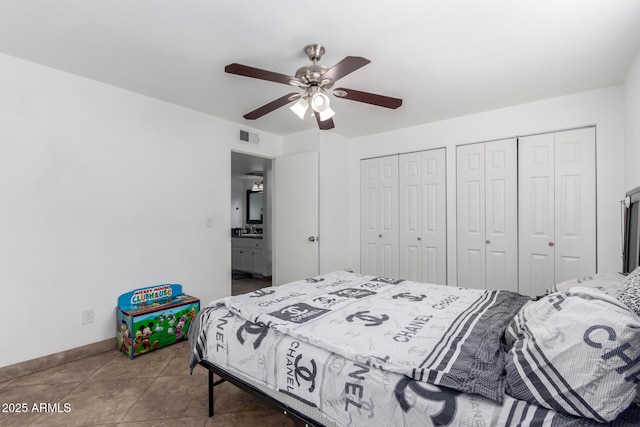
{"left": 0, "top": 277, "right": 294, "bottom": 427}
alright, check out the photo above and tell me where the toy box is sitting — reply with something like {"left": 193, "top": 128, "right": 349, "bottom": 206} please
{"left": 116, "top": 284, "right": 199, "bottom": 359}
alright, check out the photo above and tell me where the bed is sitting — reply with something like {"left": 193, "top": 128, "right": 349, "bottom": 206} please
{"left": 189, "top": 188, "right": 640, "bottom": 426}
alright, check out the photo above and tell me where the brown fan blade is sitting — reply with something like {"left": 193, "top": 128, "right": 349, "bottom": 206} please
{"left": 334, "top": 87, "right": 402, "bottom": 109}
{"left": 243, "top": 93, "right": 299, "bottom": 120}
{"left": 314, "top": 111, "right": 335, "bottom": 130}
{"left": 322, "top": 56, "right": 370, "bottom": 84}
{"left": 225, "top": 63, "right": 301, "bottom": 86}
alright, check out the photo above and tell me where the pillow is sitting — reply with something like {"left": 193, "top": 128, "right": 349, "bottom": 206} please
{"left": 545, "top": 272, "right": 625, "bottom": 297}
{"left": 616, "top": 266, "right": 640, "bottom": 316}
{"left": 504, "top": 287, "right": 640, "bottom": 422}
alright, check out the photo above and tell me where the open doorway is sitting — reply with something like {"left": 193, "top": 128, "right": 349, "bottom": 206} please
{"left": 230, "top": 151, "right": 273, "bottom": 295}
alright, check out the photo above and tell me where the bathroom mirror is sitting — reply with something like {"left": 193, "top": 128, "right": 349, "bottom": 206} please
{"left": 246, "top": 190, "right": 263, "bottom": 224}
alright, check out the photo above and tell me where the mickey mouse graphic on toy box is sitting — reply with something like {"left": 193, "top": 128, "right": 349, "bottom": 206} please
{"left": 116, "top": 284, "right": 199, "bottom": 359}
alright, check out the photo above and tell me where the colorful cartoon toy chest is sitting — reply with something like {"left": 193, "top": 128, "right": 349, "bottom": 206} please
{"left": 116, "top": 284, "right": 199, "bottom": 359}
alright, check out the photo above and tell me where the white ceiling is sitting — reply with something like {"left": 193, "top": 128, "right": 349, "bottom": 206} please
{"left": 1, "top": 1, "right": 640, "bottom": 139}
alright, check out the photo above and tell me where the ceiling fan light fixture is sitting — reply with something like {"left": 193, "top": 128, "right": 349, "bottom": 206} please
{"left": 310, "top": 91, "right": 330, "bottom": 113}
{"left": 318, "top": 106, "right": 335, "bottom": 122}
{"left": 289, "top": 97, "right": 309, "bottom": 119}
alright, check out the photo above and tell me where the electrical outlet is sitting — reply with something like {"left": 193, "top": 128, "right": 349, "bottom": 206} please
{"left": 82, "top": 309, "right": 95, "bottom": 325}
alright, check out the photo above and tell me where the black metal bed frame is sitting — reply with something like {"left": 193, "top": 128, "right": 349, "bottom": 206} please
{"left": 623, "top": 185, "right": 640, "bottom": 274}
{"left": 200, "top": 359, "right": 325, "bottom": 427}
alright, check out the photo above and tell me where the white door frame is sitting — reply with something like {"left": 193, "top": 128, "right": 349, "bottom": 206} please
{"left": 229, "top": 148, "right": 274, "bottom": 281}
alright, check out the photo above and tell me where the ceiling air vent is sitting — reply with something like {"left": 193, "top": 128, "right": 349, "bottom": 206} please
{"left": 239, "top": 129, "right": 260, "bottom": 144}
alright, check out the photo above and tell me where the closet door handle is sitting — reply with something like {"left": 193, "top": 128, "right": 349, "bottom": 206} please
{"left": 379, "top": 234, "right": 382, "bottom": 238}
{"left": 549, "top": 242, "right": 554, "bottom": 247}
{"left": 417, "top": 237, "right": 421, "bottom": 241}
{"left": 486, "top": 240, "right": 491, "bottom": 244}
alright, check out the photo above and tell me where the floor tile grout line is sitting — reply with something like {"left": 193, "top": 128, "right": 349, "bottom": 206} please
{"left": 25, "top": 379, "right": 85, "bottom": 427}
{"left": 116, "top": 355, "right": 178, "bottom": 425}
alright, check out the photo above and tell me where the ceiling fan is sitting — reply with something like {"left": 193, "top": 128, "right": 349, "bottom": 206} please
{"left": 225, "top": 44, "right": 403, "bottom": 130}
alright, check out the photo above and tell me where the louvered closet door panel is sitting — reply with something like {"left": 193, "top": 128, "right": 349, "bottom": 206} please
{"left": 456, "top": 143, "right": 486, "bottom": 289}
{"left": 519, "top": 133, "right": 555, "bottom": 296}
{"left": 399, "top": 149, "right": 447, "bottom": 284}
{"left": 554, "top": 127, "right": 596, "bottom": 282}
{"left": 485, "top": 139, "right": 518, "bottom": 292}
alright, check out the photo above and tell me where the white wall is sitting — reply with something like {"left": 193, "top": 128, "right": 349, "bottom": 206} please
{"left": 281, "top": 129, "right": 320, "bottom": 156}
{"left": 318, "top": 132, "right": 352, "bottom": 273}
{"left": 0, "top": 52, "right": 282, "bottom": 368}
{"left": 347, "top": 86, "right": 626, "bottom": 284}
{"left": 625, "top": 49, "right": 640, "bottom": 191}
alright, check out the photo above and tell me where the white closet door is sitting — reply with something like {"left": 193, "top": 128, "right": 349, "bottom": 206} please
{"left": 420, "top": 149, "right": 447, "bottom": 284}
{"left": 485, "top": 139, "right": 518, "bottom": 292}
{"left": 554, "top": 128, "right": 596, "bottom": 282}
{"left": 456, "top": 143, "right": 486, "bottom": 288}
{"left": 519, "top": 133, "right": 555, "bottom": 296}
{"left": 399, "top": 148, "right": 447, "bottom": 284}
{"left": 519, "top": 128, "right": 596, "bottom": 296}
{"left": 399, "top": 153, "right": 421, "bottom": 280}
{"left": 379, "top": 156, "right": 399, "bottom": 277}
{"left": 361, "top": 158, "right": 381, "bottom": 276}
{"left": 360, "top": 156, "right": 399, "bottom": 278}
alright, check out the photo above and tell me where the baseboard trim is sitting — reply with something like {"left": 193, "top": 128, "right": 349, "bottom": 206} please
{"left": 0, "top": 338, "right": 114, "bottom": 384}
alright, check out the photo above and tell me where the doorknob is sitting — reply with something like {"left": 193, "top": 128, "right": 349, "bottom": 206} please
{"left": 486, "top": 240, "right": 491, "bottom": 244}
{"left": 308, "top": 236, "right": 316, "bottom": 242}
{"left": 549, "top": 242, "right": 554, "bottom": 247}
{"left": 417, "top": 237, "right": 421, "bottom": 241}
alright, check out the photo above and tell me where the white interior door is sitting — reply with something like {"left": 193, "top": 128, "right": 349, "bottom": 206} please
{"left": 361, "top": 158, "right": 382, "bottom": 276}
{"left": 274, "top": 151, "right": 319, "bottom": 285}
{"left": 485, "top": 139, "right": 518, "bottom": 292}
{"left": 399, "top": 153, "right": 421, "bottom": 281}
{"left": 518, "top": 133, "right": 556, "bottom": 296}
{"left": 456, "top": 143, "right": 486, "bottom": 288}
{"left": 360, "top": 156, "right": 399, "bottom": 278}
{"left": 554, "top": 127, "right": 596, "bottom": 282}
{"left": 379, "top": 156, "right": 399, "bottom": 277}
{"left": 422, "top": 149, "right": 447, "bottom": 285}
{"left": 518, "top": 128, "right": 596, "bottom": 296}
{"left": 400, "top": 148, "right": 447, "bottom": 284}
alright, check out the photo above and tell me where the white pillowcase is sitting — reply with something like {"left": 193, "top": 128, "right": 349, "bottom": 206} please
{"left": 546, "top": 272, "right": 626, "bottom": 297}
{"left": 504, "top": 287, "right": 640, "bottom": 422}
